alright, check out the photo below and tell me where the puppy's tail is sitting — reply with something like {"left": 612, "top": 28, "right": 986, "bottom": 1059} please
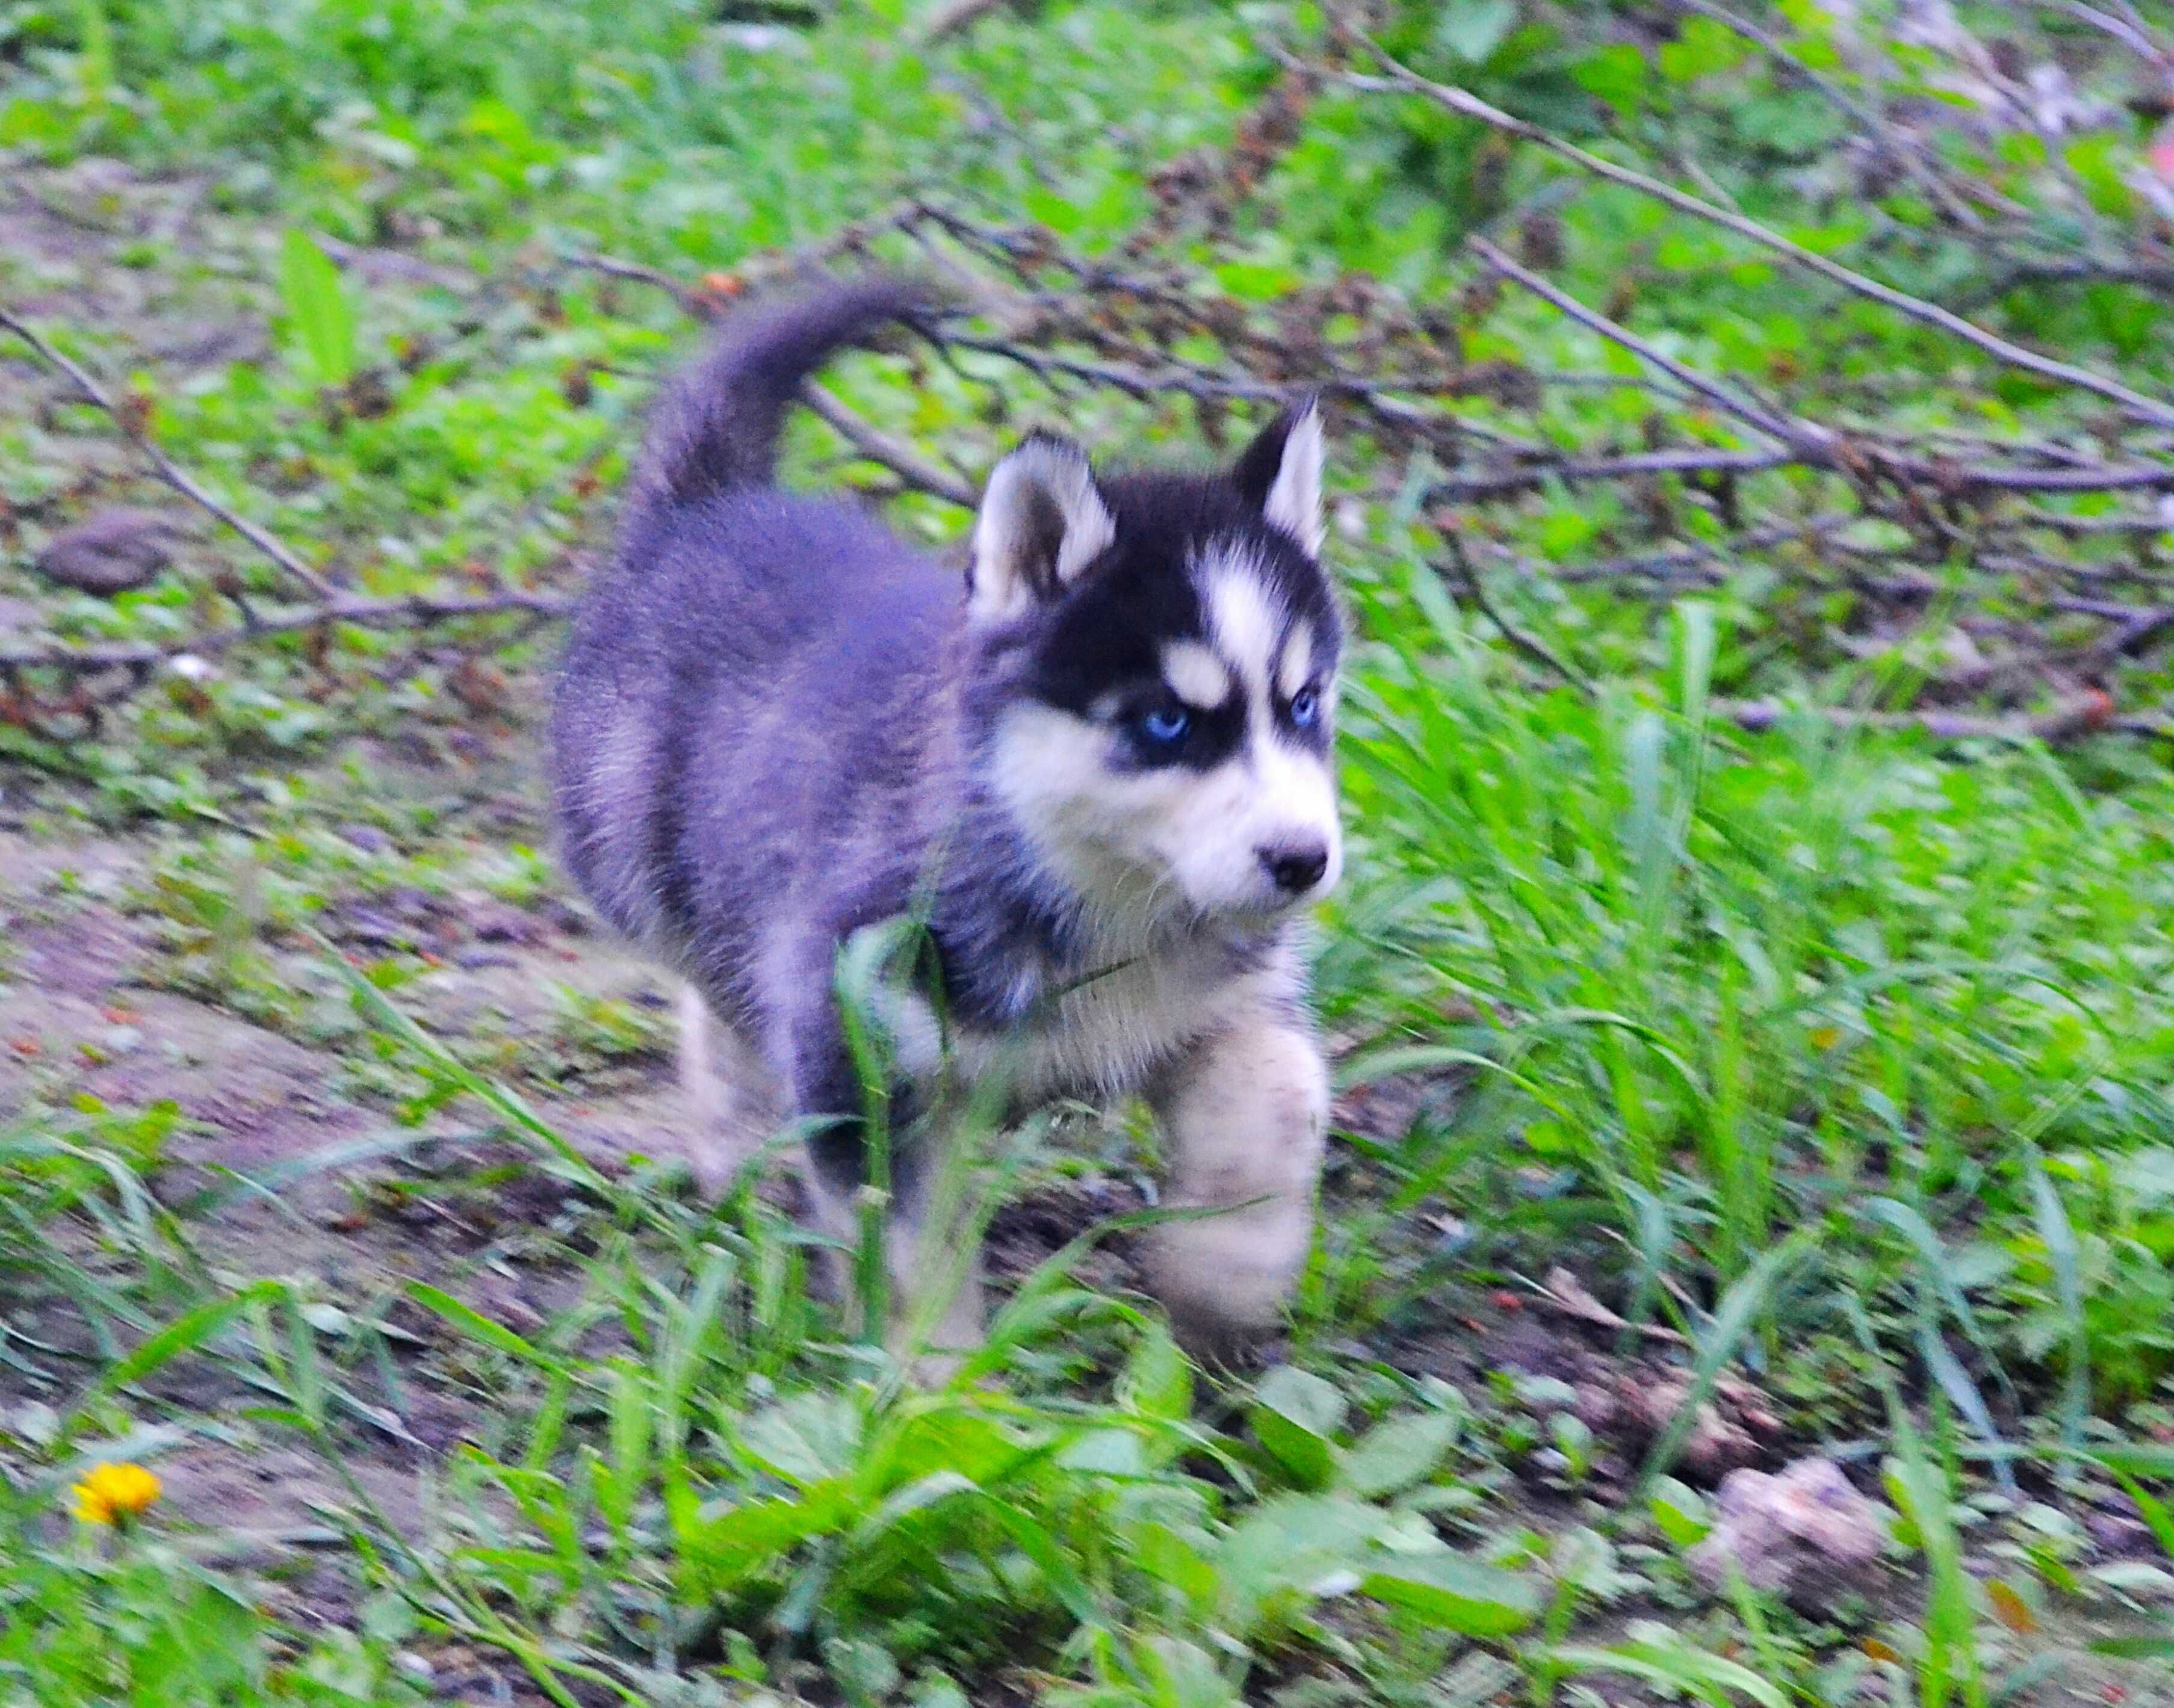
{"left": 625, "top": 274, "right": 937, "bottom": 513}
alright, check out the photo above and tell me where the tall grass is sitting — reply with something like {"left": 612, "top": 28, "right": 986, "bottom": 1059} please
{"left": 1324, "top": 554, "right": 2174, "bottom": 1391}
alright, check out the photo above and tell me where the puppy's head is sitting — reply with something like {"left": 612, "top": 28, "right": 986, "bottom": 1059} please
{"left": 966, "top": 403, "right": 1343, "bottom": 931}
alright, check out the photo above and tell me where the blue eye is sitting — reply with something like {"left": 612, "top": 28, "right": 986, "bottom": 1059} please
{"left": 1138, "top": 705, "right": 1191, "bottom": 746}
{"left": 1289, "top": 686, "right": 1320, "bottom": 728}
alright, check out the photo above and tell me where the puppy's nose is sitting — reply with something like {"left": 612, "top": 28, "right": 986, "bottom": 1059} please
{"left": 1259, "top": 840, "right": 1330, "bottom": 895}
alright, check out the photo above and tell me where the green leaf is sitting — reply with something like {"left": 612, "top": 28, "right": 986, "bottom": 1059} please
{"left": 1360, "top": 1553, "right": 1542, "bottom": 1636}
{"left": 1574, "top": 43, "right": 1648, "bottom": 121}
{"left": 1633, "top": 1228, "right": 1816, "bottom": 1496}
{"left": 677, "top": 1485, "right": 850, "bottom": 1596}
{"left": 977, "top": 1492, "right": 1105, "bottom": 1629}
{"left": 279, "top": 228, "right": 356, "bottom": 388}
{"left": 1674, "top": 599, "right": 1716, "bottom": 725}
{"left": 741, "top": 1391, "right": 862, "bottom": 1490}
{"left": 1552, "top": 1636, "right": 1786, "bottom": 1707}
{"left": 1121, "top": 1322, "right": 1193, "bottom": 1422}
{"left": 599, "top": 1360, "right": 652, "bottom": 1539}
{"left": 1253, "top": 1366, "right": 1346, "bottom": 1488}
{"left": 2023, "top": 1143, "right": 2090, "bottom": 1447}
{"left": 851, "top": 1469, "right": 976, "bottom": 1544}
{"left": 1884, "top": 1451, "right": 1983, "bottom": 1708}
{"left": 404, "top": 1281, "right": 563, "bottom": 1372}
{"left": 2092, "top": 1633, "right": 2174, "bottom": 1659}
{"left": 1432, "top": 0, "right": 1516, "bottom": 63}
{"left": 65, "top": 1279, "right": 284, "bottom": 1436}
{"left": 1340, "top": 1408, "right": 1460, "bottom": 1498}
{"left": 1649, "top": 1476, "right": 1713, "bottom": 1549}
{"left": 1218, "top": 1493, "right": 1383, "bottom": 1637}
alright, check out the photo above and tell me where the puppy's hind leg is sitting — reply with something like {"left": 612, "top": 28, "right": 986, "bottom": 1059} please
{"left": 802, "top": 1115, "right": 985, "bottom": 1381}
{"left": 1142, "top": 1010, "right": 1330, "bottom": 1359}
{"left": 677, "top": 984, "right": 777, "bottom": 1195}
{"left": 783, "top": 977, "right": 986, "bottom": 1380}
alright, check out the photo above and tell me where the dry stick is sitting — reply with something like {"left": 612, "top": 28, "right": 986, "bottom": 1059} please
{"left": 1467, "top": 235, "right": 1806, "bottom": 447}
{"left": 0, "top": 307, "right": 338, "bottom": 602}
{"left": 2084, "top": 607, "right": 2174, "bottom": 669}
{"left": 919, "top": 0, "right": 1010, "bottom": 42}
{"left": 1463, "top": 237, "right": 2174, "bottom": 498}
{"left": 1670, "top": 0, "right": 1996, "bottom": 232}
{"left": 0, "top": 587, "right": 570, "bottom": 675}
{"left": 2048, "top": 0, "right": 2170, "bottom": 64}
{"left": 1438, "top": 531, "right": 1592, "bottom": 693}
{"left": 1719, "top": 693, "right": 2170, "bottom": 743}
{"left": 1554, "top": 516, "right": 1852, "bottom": 586}
{"left": 800, "top": 379, "right": 978, "bottom": 508}
{"left": 560, "top": 250, "right": 707, "bottom": 315}
{"left": 1435, "top": 445, "right": 1794, "bottom": 497}
{"left": 920, "top": 205, "right": 2174, "bottom": 493}
{"left": 1349, "top": 38, "right": 2174, "bottom": 431}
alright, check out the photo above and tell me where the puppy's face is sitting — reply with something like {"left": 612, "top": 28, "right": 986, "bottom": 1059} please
{"left": 967, "top": 406, "right": 1343, "bottom": 929}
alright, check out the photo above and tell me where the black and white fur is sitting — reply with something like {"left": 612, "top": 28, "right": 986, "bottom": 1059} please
{"left": 552, "top": 278, "right": 1343, "bottom": 1357}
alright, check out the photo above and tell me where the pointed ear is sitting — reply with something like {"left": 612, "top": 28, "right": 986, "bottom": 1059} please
{"left": 969, "top": 433, "right": 1116, "bottom": 624}
{"left": 1231, "top": 398, "right": 1325, "bottom": 557}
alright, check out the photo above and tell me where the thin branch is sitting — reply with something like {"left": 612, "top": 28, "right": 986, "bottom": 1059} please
{"left": 1468, "top": 235, "right": 1806, "bottom": 446}
{"left": 1432, "top": 447, "right": 1795, "bottom": 497}
{"left": 941, "top": 330, "right": 1296, "bottom": 402}
{"left": 1440, "top": 532, "right": 1592, "bottom": 693}
{"left": 0, "top": 589, "right": 570, "bottom": 676}
{"left": 1552, "top": 517, "right": 1851, "bottom": 586}
{"left": 2082, "top": 607, "right": 2174, "bottom": 668}
{"left": 0, "top": 307, "right": 338, "bottom": 602}
{"left": 1968, "top": 258, "right": 2174, "bottom": 305}
{"left": 1460, "top": 239, "right": 2174, "bottom": 500}
{"left": 1348, "top": 37, "right": 2174, "bottom": 430}
{"left": 799, "top": 380, "right": 977, "bottom": 507}
{"left": 1669, "top": 0, "right": 1992, "bottom": 231}
{"left": 559, "top": 250, "right": 708, "bottom": 315}
{"left": 2045, "top": 0, "right": 2170, "bottom": 66}
{"left": 1721, "top": 691, "right": 2160, "bottom": 744}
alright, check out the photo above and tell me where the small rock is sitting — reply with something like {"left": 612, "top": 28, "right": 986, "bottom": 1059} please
{"left": 35, "top": 509, "right": 185, "bottom": 595}
{"left": 1689, "top": 1456, "right": 1889, "bottom": 1612}
{"left": 1569, "top": 1367, "right": 1764, "bottom": 1480}
{"left": 471, "top": 902, "right": 540, "bottom": 945}
{"left": 339, "top": 906, "right": 401, "bottom": 947}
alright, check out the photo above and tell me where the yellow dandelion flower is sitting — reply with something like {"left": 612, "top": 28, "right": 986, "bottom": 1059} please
{"left": 70, "top": 1461, "right": 162, "bottom": 1526}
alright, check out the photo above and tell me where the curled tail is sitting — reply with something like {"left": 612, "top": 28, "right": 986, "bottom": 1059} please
{"left": 627, "top": 274, "right": 937, "bottom": 515}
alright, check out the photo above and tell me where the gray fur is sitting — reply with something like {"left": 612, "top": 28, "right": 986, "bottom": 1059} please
{"left": 552, "top": 276, "right": 1343, "bottom": 1351}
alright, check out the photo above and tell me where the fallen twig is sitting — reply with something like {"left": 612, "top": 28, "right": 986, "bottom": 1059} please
{"left": 1464, "top": 235, "right": 2174, "bottom": 499}
{"left": 0, "top": 588, "right": 570, "bottom": 678}
{"left": 1, "top": 306, "right": 338, "bottom": 602}
{"left": 1438, "top": 531, "right": 1593, "bottom": 693}
{"left": 1528, "top": 1265, "right": 1689, "bottom": 1346}
{"left": 801, "top": 380, "right": 977, "bottom": 507}
{"left": 1469, "top": 234, "right": 1807, "bottom": 447}
{"left": 1349, "top": 36, "right": 2174, "bottom": 430}
{"left": 1720, "top": 691, "right": 2167, "bottom": 744}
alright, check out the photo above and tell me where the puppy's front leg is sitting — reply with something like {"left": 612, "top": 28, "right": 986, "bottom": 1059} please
{"left": 1143, "top": 1011, "right": 1329, "bottom": 1356}
{"left": 794, "top": 1010, "right": 985, "bottom": 1378}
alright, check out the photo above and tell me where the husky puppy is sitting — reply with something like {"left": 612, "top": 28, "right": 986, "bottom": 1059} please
{"left": 552, "top": 278, "right": 1343, "bottom": 1357}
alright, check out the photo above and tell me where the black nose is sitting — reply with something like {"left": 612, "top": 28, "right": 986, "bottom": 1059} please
{"left": 1259, "top": 840, "right": 1329, "bottom": 894}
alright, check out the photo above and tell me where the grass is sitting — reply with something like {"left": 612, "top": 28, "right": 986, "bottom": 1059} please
{"left": 7, "top": 0, "right": 2174, "bottom": 1703}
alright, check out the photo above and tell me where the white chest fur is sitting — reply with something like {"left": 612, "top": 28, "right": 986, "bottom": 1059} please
{"left": 970, "top": 930, "right": 1295, "bottom": 1104}
{"left": 866, "top": 927, "right": 1298, "bottom": 1106}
